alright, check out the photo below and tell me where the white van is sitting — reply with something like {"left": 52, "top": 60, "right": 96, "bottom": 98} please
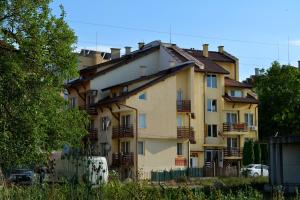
{"left": 49, "top": 151, "right": 108, "bottom": 185}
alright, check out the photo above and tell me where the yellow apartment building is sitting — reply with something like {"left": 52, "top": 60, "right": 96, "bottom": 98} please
{"left": 65, "top": 41, "right": 258, "bottom": 179}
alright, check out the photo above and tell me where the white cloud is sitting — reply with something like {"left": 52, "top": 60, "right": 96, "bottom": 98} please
{"left": 289, "top": 40, "right": 300, "bottom": 47}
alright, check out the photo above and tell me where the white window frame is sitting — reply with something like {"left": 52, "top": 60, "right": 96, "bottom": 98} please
{"left": 226, "top": 113, "right": 237, "bottom": 124}
{"left": 139, "top": 113, "right": 146, "bottom": 129}
{"left": 245, "top": 113, "right": 254, "bottom": 126}
{"left": 138, "top": 141, "right": 145, "bottom": 155}
{"left": 207, "top": 74, "right": 217, "bottom": 88}
{"left": 207, "top": 99, "right": 217, "bottom": 112}
{"left": 207, "top": 124, "right": 218, "bottom": 137}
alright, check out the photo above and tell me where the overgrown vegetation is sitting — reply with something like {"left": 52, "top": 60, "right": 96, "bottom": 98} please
{"left": 0, "top": 181, "right": 266, "bottom": 200}
{"left": 0, "top": 0, "right": 88, "bottom": 169}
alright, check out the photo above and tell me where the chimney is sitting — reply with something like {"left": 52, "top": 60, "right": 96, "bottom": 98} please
{"left": 203, "top": 44, "right": 209, "bottom": 57}
{"left": 298, "top": 60, "right": 300, "bottom": 68}
{"left": 110, "top": 48, "right": 120, "bottom": 59}
{"left": 125, "top": 46, "right": 131, "bottom": 55}
{"left": 218, "top": 46, "right": 224, "bottom": 53}
{"left": 255, "top": 68, "right": 259, "bottom": 76}
{"left": 138, "top": 42, "right": 145, "bottom": 50}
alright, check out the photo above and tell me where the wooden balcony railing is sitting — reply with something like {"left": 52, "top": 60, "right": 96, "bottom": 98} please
{"left": 224, "top": 148, "right": 242, "bottom": 157}
{"left": 177, "top": 126, "right": 195, "bottom": 143}
{"left": 112, "top": 125, "right": 134, "bottom": 139}
{"left": 79, "top": 105, "right": 98, "bottom": 115}
{"left": 175, "top": 157, "right": 187, "bottom": 166}
{"left": 177, "top": 100, "right": 191, "bottom": 112}
{"left": 88, "top": 128, "right": 98, "bottom": 134}
{"left": 223, "top": 123, "right": 248, "bottom": 132}
{"left": 112, "top": 152, "right": 134, "bottom": 167}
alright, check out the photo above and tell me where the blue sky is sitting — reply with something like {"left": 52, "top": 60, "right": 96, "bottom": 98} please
{"left": 51, "top": 0, "right": 300, "bottom": 80}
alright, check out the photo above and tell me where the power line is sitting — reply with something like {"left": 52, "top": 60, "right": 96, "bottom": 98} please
{"left": 68, "top": 19, "right": 288, "bottom": 47}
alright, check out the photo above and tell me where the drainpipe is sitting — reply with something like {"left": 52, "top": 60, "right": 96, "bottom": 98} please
{"left": 187, "top": 113, "right": 191, "bottom": 169}
{"left": 117, "top": 103, "right": 138, "bottom": 181}
{"left": 255, "top": 105, "right": 259, "bottom": 140}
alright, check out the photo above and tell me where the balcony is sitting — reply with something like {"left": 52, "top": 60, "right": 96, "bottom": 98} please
{"left": 177, "top": 100, "right": 191, "bottom": 112}
{"left": 88, "top": 128, "right": 98, "bottom": 134}
{"left": 223, "top": 123, "right": 247, "bottom": 132}
{"left": 224, "top": 148, "right": 242, "bottom": 158}
{"left": 112, "top": 125, "right": 134, "bottom": 139}
{"left": 112, "top": 152, "right": 134, "bottom": 167}
{"left": 79, "top": 104, "right": 98, "bottom": 115}
{"left": 175, "top": 157, "right": 187, "bottom": 166}
{"left": 177, "top": 126, "right": 195, "bottom": 143}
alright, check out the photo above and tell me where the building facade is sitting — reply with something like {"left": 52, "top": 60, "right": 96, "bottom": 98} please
{"left": 66, "top": 41, "right": 258, "bottom": 179}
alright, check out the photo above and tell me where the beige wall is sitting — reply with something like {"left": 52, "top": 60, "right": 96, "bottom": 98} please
{"left": 138, "top": 138, "right": 188, "bottom": 177}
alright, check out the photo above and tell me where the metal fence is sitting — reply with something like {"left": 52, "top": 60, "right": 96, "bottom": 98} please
{"left": 151, "top": 167, "right": 203, "bottom": 182}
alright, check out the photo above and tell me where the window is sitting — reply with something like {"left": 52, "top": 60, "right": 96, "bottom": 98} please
{"left": 205, "top": 150, "right": 213, "bottom": 162}
{"left": 101, "top": 116, "right": 109, "bottom": 131}
{"left": 70, "top": 97, "right": 77, "bottom": 108}
{"left": 122, "top": 86, "right": 128, "bottom": 94}
{"left": 177, "top": 143, "right": 183, "bottom": 155}
{"left": 207, "top": 99, "right": 217, "bottom": 112}
{"left": 121, "top": 141, "right": 130, "bottom": 153}
{"left": 177, "top": 90, "right": 183, "bottom": 101}
{"left": 207, "top": 75, "right": 217, "bottom": 88}
{"left": 245, "top": 113, "right": 254, "bottom": 126}
{"left": 177, "top": 115, "right": 183, "bottom": 126}
{"left": 139, "top": 92, "right": 147, "bottom": 100}
{"left": 227, "top": 138, "right": 238, "bottom": 148}
{"left": 226, "top": 113, "right": 237, "bottom": 124}
{"left": 112, "top": 92, "right": 117, "bottom": 97}
{"left": 121, "top": 115, "right": 131, "bottom": 127}
{"left": 207, "top": 124, "right": 218, "bottom": 137}
{"left": 138, "top": 141, "right": 145, "bottom": 155}
{"left": 139, "top": 114, "right": 146, "bottom": 128}
{"left": 229, "top": 90, "right": 242, "bottom": 97}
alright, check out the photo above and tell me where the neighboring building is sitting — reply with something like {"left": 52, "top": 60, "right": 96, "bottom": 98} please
{"left": 77, "top": 49, "right": 111, "bottom": 70}
{"left": 65, "top": 41, "right": 258, "bottom": 179}
{"left": 269, "top": 135, "right": 300, "bottom": 192}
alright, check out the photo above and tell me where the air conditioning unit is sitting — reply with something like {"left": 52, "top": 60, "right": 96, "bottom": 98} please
{"left": 249, "top": 126, "right": 257, "bottom": 131}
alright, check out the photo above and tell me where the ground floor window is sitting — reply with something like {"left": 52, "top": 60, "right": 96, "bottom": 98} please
{"left": 177, "top": 143, "right": 183, "bottom": 155}
{"left": 138, "top": 141, "right": 145, "bottom": 155}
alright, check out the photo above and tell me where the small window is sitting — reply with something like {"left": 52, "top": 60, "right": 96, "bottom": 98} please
{"left": 230, "top": 90, "right": 242, "bottom": 97}
{"left": 139, "top": 114, "right": 146, "bottom": 129}
{"left": 177, "top": 143, "right": 183, "bottom": 155}
{"left": 139, "top": 92, "right": 146, "bottom": 100}
{"left": 207, "top": 99, "right": 217, "bottom": 112}
{"left": 101, "top": 116, "right": 109, "bottom": 131}
{"left": 207, "top": 75, "right": 217, "bottom": 88}
{"left": 138, "top": 141, "right": 145, "bottom": 155}
{"left": 70, "top": 97, "right": 77, "bottom": 108}
{"left": 207, "top": 124, "right": 217, "bottom": 137}
{"left": 245, "top": 113, "right": 254, "bottom": 126}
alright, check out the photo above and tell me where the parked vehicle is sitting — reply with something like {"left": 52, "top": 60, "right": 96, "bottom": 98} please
{"left": 240, "top": 164, "right": 269, "bottom": 177}
{"left": 48, "top": 151, "right": 108, "bottom": 185}
{"left": 8, "top": 169, "right": 36, "bottom": 185}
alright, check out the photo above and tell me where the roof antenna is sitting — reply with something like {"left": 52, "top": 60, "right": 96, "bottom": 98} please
{"left": 169, "top": 24, "right": 172, "bottom": 44}
{"left": 288, "top": 36, "right": 290, "bottom": 65}
{"left": 96, "top": 32, "right": 98, "bottom": 51}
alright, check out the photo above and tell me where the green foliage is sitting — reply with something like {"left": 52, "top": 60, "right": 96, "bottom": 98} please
{"left": 243, "top": 140, "right": 254, "bottom": 166}
{"left": 0, "top": 182, "right": 265, "bottom": 200}
{"left": 255, "top": 61, "right": 300, "bottom": 139}
{"left": 260, "top": 143, "right": 268, "bottom": 164}
{"left": 253, "top": 143, "right": 261, "bottom": 164}
{"left": 0, "top": 0, "right": 88, "bottom": 169}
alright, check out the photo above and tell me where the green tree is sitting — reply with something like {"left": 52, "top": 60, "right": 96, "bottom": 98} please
{"left": 253, "top": 143, "right": 261, "bottom": 164}
{"left": 0, "top": 0, "right": 88, "bottom": 169}
{"left": 243, "top": 140, "right": 254, "bottom": 166}
{"left": 255, "top": 61, "right": 300, "bottom": 140}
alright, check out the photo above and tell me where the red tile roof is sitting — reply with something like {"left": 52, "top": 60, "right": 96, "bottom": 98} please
{"left": 225, "top": 77, "right": 253, "bottom": 88}
{"left": 223, "top": 93, "right": 258, "bottom": 104}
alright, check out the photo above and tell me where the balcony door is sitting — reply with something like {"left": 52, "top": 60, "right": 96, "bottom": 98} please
{"left": 121, "top": 115, "right": 131, "bottom": 128}
{"left": 121, "top": 141, "right": 130, "bottom": 154}
{"left": 227, "top": 137, "right": 238, "bottom": 149}
{"left": 226, "top": 113, "right": 237, "bottom": 125}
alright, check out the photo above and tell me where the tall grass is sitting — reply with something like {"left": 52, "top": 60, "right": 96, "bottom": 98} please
{"left": 0, "top": 181, "right": 264, "bottom": 200}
